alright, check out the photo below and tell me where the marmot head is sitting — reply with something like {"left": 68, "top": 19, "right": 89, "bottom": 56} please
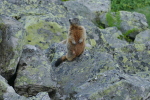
{"left": 69, "top": 18, "right": 81, "bottom": 26}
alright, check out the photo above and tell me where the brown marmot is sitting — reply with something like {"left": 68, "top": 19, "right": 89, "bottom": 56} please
{"left": 55, "top": 18, "right": 86, "bottom": 67}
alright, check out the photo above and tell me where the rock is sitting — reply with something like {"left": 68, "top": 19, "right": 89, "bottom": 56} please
{"left": 1, "top": 75, "right": 52, "bottom": 100}
{"left": 3, "top": 92, "right": 51, "bottom": 100}
{"left": 0, "top": 28, "right": 2, "bottom": 43}
{"left": 14, "top": 45, "right": 57, "bottom": 97}
{"left": 134, "top": 29, "right": 150, "bottom": 44}
{"left": 1, "top": 0, "right": 150, "bottom": 99}
{"left": 0, "top": 0, "right": 107, "bottom": 50}
{"left": 50, "top": 43, "right": 150, "bottom": 99}
{"left": 73, "top": 72, "right": 150, "bottom": 100}
{"left": 100, "top": 11, "right": 149, "bottom": 38}
{"left": 100, "top": 27, "right": 129, "bottom": 49}
{"left": 63, "top": 1, "right": 95, "bottom": 21}
{"left": 0, "top": 15, "right": 24, "bottom": 80}
{"left": 0, "top": 75, "right": 15, "bottom": 100}
{"left": 71, "top": 0, "right": 111, "bottom": 15}
{"left": 115, "top": 44, "right": 150, "bottom": 75}
{"left": 4, "top": 0, "right": 62, "bottom": 5}
{"left": 50, "top": 44, "right": 118, "bottom": 95}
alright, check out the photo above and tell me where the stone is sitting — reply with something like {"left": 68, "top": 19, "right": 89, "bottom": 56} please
{"left": 71, "top": 0, "right": 111, "bottom": 15}
{"left": 134, "top": 29, "right": 150, "bottom": 44}
{"left": 3, "top": 92, "right": 51, "bottom": 100}
{"left": 100, "top": 27, "right": 129, "bottom": 49}
{"left": 0, "top": 15, "right": 25, "bottom": 80}
{"left": 14, "top": 45, "right": 56, "bottom": 97}
{"left": 63, "top": 1, "right": 95, "bottom": 21}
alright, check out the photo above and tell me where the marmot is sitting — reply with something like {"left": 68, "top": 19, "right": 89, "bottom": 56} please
{"left": 55, "top": 18, "right": 86, "bottom": 67}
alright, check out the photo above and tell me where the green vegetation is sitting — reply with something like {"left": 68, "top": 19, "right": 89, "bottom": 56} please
{"left": 111, "top": 0, "right": 150, "bottom": 11}
{"left": 118, "top": 28, "right": 139, "bottom": 42}
{"left": 111, "top": 0, "right": 150, "bottom": 26}
{"left": 106, "top": 11, "right": 121, "bottom": 29}
{"left": 104, "top": 0, "right": 150, "bottom": 42}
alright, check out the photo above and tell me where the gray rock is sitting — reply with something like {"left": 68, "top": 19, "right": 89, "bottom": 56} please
{"left": 100, "top": 11, "right": 149, "bottom": 38}
{"left": 115, "top": 44, "right": 150, "bottom": 75}
{"left": 72, "top": 0, "right": 111, "bottom": 15}
{"left": 50, "top": 44, "right": 118, "bottom": 95}
{"left": 63, "top": 1, "right": 95, "bottom": 21}
{"left": 50, "top": 42, "right": 150, "bottom": 99}
{"left": 1, "top": 0, "right": 150, "bottom": 100}
{"left": 0, "top": 29, "right": 2, "bottom": 43}
{"left": 3, "top": 92, "right": 51, "bottom": 100}
{"left": 120, "top": 11, "right": 148, "bottom": 38}
{"left": 73, "top": 72, "right": 150, "bottom": 100}
{"left": 0, "top": 15, "right": 25, "bottom": 80}
{"left": 100, "top": 27, "right": 129, "bottom": 49}
{"left": 1, "top": 75, "right": 52, "bottom": 100}
{"left": 14, "top": 45, "right": 56, "bottom": 97}
{"left": 134, "top": 29, "right": 150, "bottom": 44}
{"left": 0, "top": 75, "right": 15, "bottom": 100}
{"left": 4, "top": 0, "right": 62, "bottom": 5}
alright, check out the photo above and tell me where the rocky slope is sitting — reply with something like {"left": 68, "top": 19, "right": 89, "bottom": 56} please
{"left": 0, "top": 0, "right": 150, "bottom": 100}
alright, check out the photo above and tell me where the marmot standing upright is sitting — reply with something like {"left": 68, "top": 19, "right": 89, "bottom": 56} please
{"left": 55, "top": 18, "right": 86, "bottom": 67}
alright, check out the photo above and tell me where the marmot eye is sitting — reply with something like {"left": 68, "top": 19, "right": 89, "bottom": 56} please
{"left": 69, "top": 18, "right": 72, "bottom": 22}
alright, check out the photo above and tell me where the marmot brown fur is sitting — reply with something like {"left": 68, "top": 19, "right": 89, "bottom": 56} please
{"left": 55, "top": 18, "right": 86, "bottom": 67}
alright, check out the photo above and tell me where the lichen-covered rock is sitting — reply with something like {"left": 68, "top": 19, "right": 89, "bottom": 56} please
{"left": 3, "top": 92, "right": 51, "bottom": 100}
{"left": 63, "top": 1, "right": 95, "bottom": 21}
{"left": 14, "top": 45, "right": 56, "bottom": 97}
{"left": 100, "top": 27, "right": 129, "bottom": 48}
{"left": 0, "top": 75, "right": 15, "bottom": 100}
{"left": 115, "top": 44, "right": 150, "bottom": 75}
{"left": 70, "top": 0, "right": 111, "bottom": 15}
{"left": 72, "top": 72, "right": 150, "bottom": 100}
{"left": 49, "top": 42, "right": 150, "bottom": 99}
{"left": 0, "top": 0, "right": 107, "bottom": 50}
{"left": 1, "top": 75, "right": 51, "bottom": 100}
{"left": 49, "top": 44, "right": 118, "bottom": 95}
{"left": 134, "top": 29, "right": 150, "bottom": 44}
{"left": 0, "top": 15, "right": 24, "bottom": 80}
{"left": 3, "top": 0, "right": 62, "bottom": 5}
{"left": 100, "top": 11, "right": 149, "bottom": 38}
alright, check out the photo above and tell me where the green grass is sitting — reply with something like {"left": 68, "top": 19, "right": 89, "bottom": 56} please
{"left": 111, "top": 0, "right": 150, "bottom": 27}
{"left": 118, "top": 28, "right": 139, "bottom": 42}
{"left": 111, "top": 0, "right": 150, "bottom": 12}
{"left": 106, "top": 11, "right": 121, "bottom": 29}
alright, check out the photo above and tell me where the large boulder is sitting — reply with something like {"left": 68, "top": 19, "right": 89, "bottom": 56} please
{"left": 63, "top": 1, "right": 95, "bottom": 21}
{"left": 1, "top": 75, "right": 51, "bottom": 100}
{"left": 70, "top": 0, "right": 111, "bottom": 15}
{"left": 14, "top": 45, "right": 57, "bottom": 97}
{"left": 48, "top": 42, "right": 150, "bottom": 99}
{"left": 0, "top": 15, "right": 24, "bottom": 80}
{"left": 73, "top": 72, "right": 150, "bottom": 100}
